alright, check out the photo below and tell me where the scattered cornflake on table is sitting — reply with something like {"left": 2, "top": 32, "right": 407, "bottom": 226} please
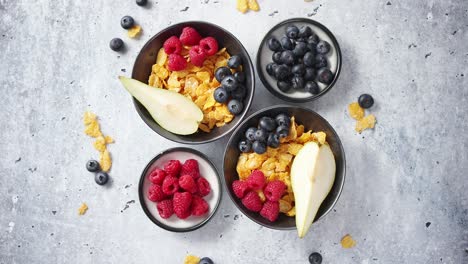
{"left": 237, "top": 0, "right": 259, "bottom": 13}
{"left": 83, "top": 111, "right": 114, "bottom": 171}
{"left": 78, "top": 203, "right": 88, "bottom": 215}
{"left": 247, "top": 0, "right": 260, "bottom": 11}
{"left": 128, "top": 25, "right": 142, "bottom": 38}
{"left": 184, "top": 255, "right": 200, "bottom": 264}
{"left": 355, "top": 114, "right": 376, "bottom": 133}
{"left": 347, "top": 101, "right": 377, "bottom": 133}
{"left": 341, "top": 234, "right": 356, "bottom": 248}
{"left": 100, "top": 149, "right": 112, "bottom": 172}
{"left": 348, "top": 102, "right": 365, "bottom": 120}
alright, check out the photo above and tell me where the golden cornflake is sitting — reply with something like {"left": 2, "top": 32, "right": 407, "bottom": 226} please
{"left": 83, "top": 111, "right": 97, "bottom": 125}
{"left": 247, "top": 0, "right": 260, "bottom": 11}
{"left": 83, "top": 112, "right": 114, "bottom": 172}
{"left": 355, "top": 114, "right": 376, "bottom": 133}
{"left": 237, "top": 0, "right": 249, "bottom": 13}
{"left": 100, "top": 149, "right": 112, "bottom": 172}
{"left": 78, "top": 203, "right": 88, "bottom": 215}
{"left": 127, "top": 25, "right": 141, "bottom": 38}
{"left": 348, "top": 102, "right": 364, "bottom": 120}
{"left": 104, "top": 136, "right": 114, "bottom": 144}
{"left": 341, "top": 234, "right": 357, "bottom": 249}
{"left": 93, "top": 136, "right": 107, "bottom": 152}
{"left": 84, "top": 120, "right": 102, "bottom": 138}
{"left": 184, "top": 255, "right": 200, "bottom": 264}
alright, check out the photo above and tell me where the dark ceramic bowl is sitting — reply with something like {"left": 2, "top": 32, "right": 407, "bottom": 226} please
{"left": 138, "top": 147, "right": 222, "bottom": 232}
{"left": 223, "top": 105, "right": 345, "bottom": 230}
{"left": 257, "top": 18, "right": 342, "bottom": 103}
{"left": 131, "top": 21, "right": 255, "bottom": 144}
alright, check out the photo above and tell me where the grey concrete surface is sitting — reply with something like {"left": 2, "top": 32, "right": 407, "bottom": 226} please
{"left": 1, "top": 0, "right": 467, "bottom": 263}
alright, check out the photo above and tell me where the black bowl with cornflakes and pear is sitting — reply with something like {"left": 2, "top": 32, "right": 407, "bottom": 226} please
{"left": 223, "top": 105, "right": 346, "bottom": 230}
{"left": 131, "top": 21, "right": 255, "bottom": 144}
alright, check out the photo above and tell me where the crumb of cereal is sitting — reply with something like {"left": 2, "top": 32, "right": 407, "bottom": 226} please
{"left": 127, "top": 25, "right": 142, "bottom": 38}
{"left": 341, "top": 234, "right": 356, "bottom": 248}
{"left": 78, "top": 203, "right": 88, "bottom": 215}
{"left": 247, "top": 0, "right": 260, "bottom": 11}
{"left": 355, "top": 114, "right": 376, "bottom": 133}
{"left": 184, "top": 255, "right": 200, "bottom": 264}
{"left": 104, "top": 135, "right": 114, "bottom": 144}
{"left": 93, "top": 136, "right": 107, "bottom": 152}
{"left": 348, "top": 102, "right": 365, "bottom": 120}
{"left": 237, "top": 0, "right": 249, "bottom": 13}
{"left": 83, "top": 111, "right": 97, "bottom": 125}
{"left": 84, "top": 119, "right": 102, "bottom": 138}
{"left": 100, "top": 149, "right": 112, "bottom": 172}
{"left": 83, "top": 112, "right": 114, "bottom": 171}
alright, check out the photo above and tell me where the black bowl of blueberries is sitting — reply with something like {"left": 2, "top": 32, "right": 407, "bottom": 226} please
{"left": 257, "top": 18, "right": 342, "bottom": 102}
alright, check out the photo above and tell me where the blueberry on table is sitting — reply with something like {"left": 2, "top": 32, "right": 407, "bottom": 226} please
{"left": 136, "top": 0, "right": 147, "bottom": 6}
{"left": 275, "top": 113, "right": 290, "bottom": 127}
{"left": 358, "top": 94, "right": 374, "bottom": 108}
{"left": 266, "top": 63, "right": 278, "bottom": 77}
{"left": 304, "top": 67, "right": 316, "bottom": 81}
{"left": 221, "top": 75, "right": 238, "bottom": 92}
{"left": 303, "top": 52, "right": 316, "bottom": 67}
{"left": 252, "top": 141, "right": 267, "bottom": 154}
{"left": 316, "top": 40, "right": 331, "bottom": 54}
{"left": 315, "top": 54, "right": 328, "bottom": 68}
{"left": 293, "top": 42, "right": 308, "bottom": 57}
{"left": 86, "top": 160, "right": 100, "bottom": 172}
{"left": 280, "top": 50, "right": 295, "bottom": 65}
{"left": 298, "top": 26, "right": 313, "bottom": 38}
{"left": 305, "top": 81, "right": 320, "bottom": 95}
{"left": 245, "top": 127, "right": 257, "bottom": 142}
{"left": 199, "top": 257, "right": 214, "bottom": 264}
{"left": 308, "top": 252, "right": 322, "bottom": 264}
{"left": 276, "top": 125, "right": 290, "bottom": 138}
{"left": 267, "top": 133, "right": 280, "bottom": 148}
{"left": 213, "top": 86, "right": 229, "bottom": 103}
{"left": 280, "top": 36, "right": 294, "bottom": 50}
{"left": 234, "top": 71, "right": 246, "bottom": 83}
{"left": 272, "top": 52, "right": 282, "bottom": 63}
{"left": 291, "top": 76, "right": 305, "bottom": 90}
{"left": 274, "top": 65, "right": 291, "bottom": 81}
{"left": 267, "top": 37, "right": 282, "bottom": 52}
{"left": 238, "top": 140, "right": 252, "bottom": 153}
{"left": 317, "top": 68, "right": 334, "bottom": 84}
{"left": 292, "top": 64, "right": 306, "bottom": 76}
{"left": 277, "top": 80, "right": 292, "bottom": 93}
{"left": 215, "top": 66, "right": 232, "bottom": 82}
{"left": 120, "top": 16, "right": 135, "bottom": 29}
{"left": 227, "top": 99, "right": 243, "bottom": 115}
{"left": 286, "top": 25, "right": 299, "bottom": 39}
{"left": 95, "top": 172, "right": 109, "bottom": 185}
{"left": 254, "top": 128, "right": 268, "bottom": 142}
{"left": 259, "top": 116, "right": 277, "bottom": 132}
{"left": 227, "top": 55, "right": 242, "bottom": 69}
{"left": 109, "top": 38, "right": 124, "bottom": 51}
{"left": 231, "top": 84, "right": 246, "bottom": 100}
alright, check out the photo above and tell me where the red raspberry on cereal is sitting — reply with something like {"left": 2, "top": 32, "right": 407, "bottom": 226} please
{"left": 189, "top": 45, "right": 207, "bottom": 67}
{"left": 199, "top": 37, "right": 218, "bottom": 56}
{"left": 232, "top": 180, "right": 250, "bottom": 199}
{"left": 162, "top": 176, "right": 179, "bottom": 195}
{"left": 179, "top": 174, "right": 198, "bottom": 193}
{"left": 173, "top": 192, "right": 192, "bottom": 219}
{"left": 191, "top": 195, "right": 209, "bottom": 216}
{"left": 241, "top": 191, "right": 263, "bottom": 212}
{"left": 167, "top": 54, "right": 187, "bottom": 71}
{"left": 264, "top": 180, "right": 286, "bottom": 202}
{"left": 181, "top": 159, "right": 200, "bottom": 179}
{"left": 163, "top": 36, "right": 182, "bottom": 55}
{"left": 246, "top": 170, "right": 266, "bottom": 190}
{"left": 179, "top": 27, "right": 202, "bottom": 46}
{"left": 156, "top": 199, "right": 173, "bottom": 219}
{"left": 164, "top": 160, "right": 182, "bottom": 176}
{"left": 148, "top": 168, "right": 166, "bottom": 185}
{"left": 260, "top": 201, "right": 280, "bottom": 222}
{"left": 197, "top": 177, "right": 211, "bottom": 197}
{"left": 147, "top": 184, "right": 166, "bottom": 202}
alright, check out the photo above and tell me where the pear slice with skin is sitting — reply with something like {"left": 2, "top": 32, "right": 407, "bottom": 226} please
{"left": 118, "top": 76, "right": 203, "bottom": 135}
{"left": 291, "top": 141, "right": 336, "bottom": 238}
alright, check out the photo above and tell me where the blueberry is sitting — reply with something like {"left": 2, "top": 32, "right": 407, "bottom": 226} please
{"left": 280, "top": 50, "right": 295, "bottom": 65}
{"left": 296, "top": 38, "right": 308, "bottom": 43}
{"left": 293, "top": 42, "right": 308, "bottom": 57}
{"left": 267, "top": 133, "right": 280, "bottom": 148}
{"left": 234, "top": 71, "right": 246, "bottom": 83}
{"left": 274, "top": 65, "right": 291, "bottom": 81}
{"left": 308, "top": 34, "right": 320, "bottom": 45}
{"left": 358, "top": 94, "right": 374, "bottom": 108}
{"left": 304, "top": 67, "right": 316, "bottom": 81}
{"left": 272, "top": 52, "right": 282, "bottom": 63}
{"left": 213, "top": 87, "right": 229, "bottom": 103}
{"left": 275, "top": 113, "right": 291, "bottom": 127}
{"left": 215, "top": 67, "right": 232, "bottom": 82}
{"left": 259, "top": 116, "right": 277, "bottom": 132}
{"left": 86, "top": 160, "right": 100, "bottom": 172}
{"left": 292, "top": 64, "right": 306, "bottom": 76}
{"left": 252, "top": 141, "right": 267, "bottom": 154}
{"left": 221, "top": 75, "right": 238, "bottom": 92}
{"left": 245, "top": 127, "right": 257, "bottom": 141}
{"left": 291, "top": 76, "right": 305, "bottom": 90}
{"left": 199, "top": 257, "right": 214, "bottom": 264}
{"left": 298, "top": 26, "right": 313, "bottom": 38}
{"left": 254, "top": 128, "right": 268, "bottom": 142}
{"left": 276, "top": 125, "right": 290, "bottom": 138}
{"left": 286, "top": 25, "right": 299, "bottom": 39}
{"left": 280, "top": 36, "right": 294, "bottom": 50}
{"left": 266, "top": 63, "right": 278, "bottom": 77}
{"left": 303, "top": 52, "right": 316, "bottom": 67}
{"left": 315, "top": 54, "right": 328, "bottom": 68}
{"left": 231, "top": 84, "right": 246, "bottom": 100}
{"left": 308, "top": 252, "right": 322, "bottom": 264}
{"left": 238, "top": 140, "right": 252, "bottom": 153}
{"left": 120, "top": 16, "right": 135, "bottom": 29}
{"left": 95, "top": 172, "right": 109, "bottom": 185}
{"left": 317, "top": 68, "right": 334, "bottom": 84}
{"left": 227, "top": 99, "right": 243, "bottom": 115}
{"left": 305, "top": 81, "right": 320, "bottom": 94}
{"left": 109, "top": 38, "right": 124, "bottom": 52}
{"left": 228, "top": 55, "right": 242, "bottom": 69}
{"left": 267, "top": 37, "right": 282, "bottom": 52}
{"left": 277, "top": 80, "right": 292, "bottom": 93}
{"left": 136, "top": 0, "right": 147, "bottom": 6}
{"left": 316, "top": 40, "right": 331, "bottom": 54}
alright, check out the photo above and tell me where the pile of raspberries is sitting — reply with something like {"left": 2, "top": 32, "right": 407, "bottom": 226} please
{"left": 231, "top": 170, "right": 286, "bottom": 222}
{"left": 163, "top": 27, "right": 219, "bottom": 71}
{"left": 147, "top": 159, "right": 211, "bottom": 219}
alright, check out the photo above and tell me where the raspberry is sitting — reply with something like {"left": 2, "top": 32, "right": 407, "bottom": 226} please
{"left": 179, "top": 27, "right": 202, "bottom": 46}
{"left": 163, "top": 36, "right": 182, "bottom": 55}
{"left": 246, "top": 170, "right": 266, "bottom": 190}
{"left": 199, "top": 37, "right": 219, "bottom": 56}
{"left": 162, "top": 176, "right": 179, "bottom": 195}
{"left": 260, "top": 201, "right": 280, "bottom": 222}
{"left": 156, "top": 199, "right": 173, "bottom": 219}
{"left": 167, "top": 54, "right": 187, "bottom": 71}
{"left": 147, "top": 184, "right": 166, "bottom": 202}
{"left": 191, "top": 195, "right": 209, "bottom": 216}
{"left": 197, "top": 177, "right": 211, "bottom": 197}
{"left": 180, "top": 159, "right": 200, "bottom": 179}
{"left": 232, "top": 180, "right": 250, "bottom": 199}
{"left": 179, "top": 174, "right": 198, "bottom": 193}
{"left": 264, "top": 180, "right": 286, "bottom": 202}
{"left": 148, "top": 168, "right": 166, "bottom": 185}
{"left": 241, "top": 191, "right": 263, "bottom": 212}
{"left": 173, "top": 192, "right": 192, "bottom": 219}
{"left": 164, "top": 160, "right": 182, "bottom": 177}
{"left": 189, "top": 45, "right": 207, "bottom": 67}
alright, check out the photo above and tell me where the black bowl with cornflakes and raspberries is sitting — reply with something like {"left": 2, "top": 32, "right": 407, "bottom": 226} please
{"left": 223, "top": 105, "right": 346, "bottom": 230}
{"left": 131, "top": 21, "right": 255, "bottom": 144}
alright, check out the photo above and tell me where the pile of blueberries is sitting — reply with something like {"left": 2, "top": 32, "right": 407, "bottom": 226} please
{"left": 265, "top": 24, "right": 334, "bottom": 94}
{"left": 238, "top": 114, "right": 291, "bottom": 154}
{"left": 213, "top": 55, "right": 247, "bottom": 116}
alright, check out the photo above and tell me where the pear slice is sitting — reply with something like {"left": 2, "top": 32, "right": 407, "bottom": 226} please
{"left": 118, "top": 76, "right": 203, "bottom": 135}
{"left": 291, "top": 142, "right": 336, "bottom": 238}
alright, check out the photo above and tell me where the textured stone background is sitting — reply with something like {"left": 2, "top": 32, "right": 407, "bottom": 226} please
{"left": 1, "top": 0, "right": 467, "bottom": 263}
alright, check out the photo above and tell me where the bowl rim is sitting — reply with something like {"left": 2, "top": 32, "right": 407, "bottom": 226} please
{"left": 138, "top": 147, "right": 223, "bottom": 232}
{"left": 256, "top": 18, "right": 343, "bottom": 103}
{"left": 131, "top": 20, "right": 255, "bottom": 145}
{"left": 222, "top": 104, "right": 346, "bottom": 230}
